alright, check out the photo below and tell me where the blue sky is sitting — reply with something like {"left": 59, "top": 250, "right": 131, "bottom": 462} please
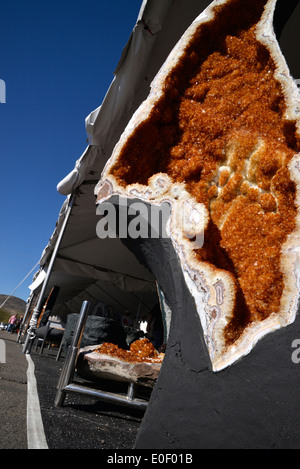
{"left": 0, "top": 0, "right": 143, "bottom": 302}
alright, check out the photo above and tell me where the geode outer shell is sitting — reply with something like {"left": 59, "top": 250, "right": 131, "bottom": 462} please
{"left": 95, "top": 0, "right": 300, "bottom": 372}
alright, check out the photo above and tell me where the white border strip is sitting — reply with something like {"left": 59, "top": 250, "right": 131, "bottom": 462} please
{"left": 26, "top": 355, "right": 49, "bottom": 449}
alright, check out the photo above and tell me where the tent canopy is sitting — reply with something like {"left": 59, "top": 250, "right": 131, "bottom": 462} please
{"left": 31, "top": 181, "right": 157, "bottom": 320}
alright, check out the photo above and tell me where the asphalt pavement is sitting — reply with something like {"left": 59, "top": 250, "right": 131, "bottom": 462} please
{"left": 0, "top": 330, "right": 27, "bottom": 449}
{"left": 0, "top": 329, "right": 146, "bottom": 450}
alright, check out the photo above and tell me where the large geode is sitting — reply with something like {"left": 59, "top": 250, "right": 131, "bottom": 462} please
{"left": 95, "top": 0, "right": 300, "bottom": 372}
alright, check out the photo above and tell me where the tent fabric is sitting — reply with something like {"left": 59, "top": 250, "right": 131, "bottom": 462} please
{"left": 32, "top": 181, "right": 157, "bottom": 321}
{"left": 56, "top": 145, "right": 105, "bottom": 197}
{"left": 40, "top": 182, "right": 154, "bottom": 284}
{"left": 29, "top": 268, "right": 157, "bottom": 321}
{"left": 28, "top": 269, "right": 47, "bottom": 292}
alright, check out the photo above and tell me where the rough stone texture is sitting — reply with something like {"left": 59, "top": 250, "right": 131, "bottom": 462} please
{"left": 127, "top": 231, "right": 300, "bottom": 449}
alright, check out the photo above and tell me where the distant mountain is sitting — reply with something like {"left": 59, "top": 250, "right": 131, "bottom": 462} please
{"left": 0, "top": 295, "right": 26, "bottom": 315}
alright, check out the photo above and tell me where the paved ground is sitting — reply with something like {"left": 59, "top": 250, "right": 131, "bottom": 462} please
{"left": 32, "top": 349, "right": 146, "bottom": 449}
{"left": 0, "top": 330, "right": 146, "bottom": 449}
{"left": 0, "top": 330, "right": 27, "bottom": 449}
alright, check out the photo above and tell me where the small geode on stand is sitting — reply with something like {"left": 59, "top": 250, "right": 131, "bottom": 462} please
{"left": 77, "top": 345, "right": 162, "bottom": 388}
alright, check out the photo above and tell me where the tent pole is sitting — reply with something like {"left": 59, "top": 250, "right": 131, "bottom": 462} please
{"left": 22, "top": 194, "right": 76, "bottom": 354}
{"left": 134, "top": 296, "right": 142, "bottom": 329}
{"left": 17, "top": 292, "right": 34, "bottom": 343}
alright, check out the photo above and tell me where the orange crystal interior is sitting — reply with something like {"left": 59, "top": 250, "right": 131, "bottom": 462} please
{"left": 95, "top": 339, "right": 164, "bottom": 363}
{"left": 109, "top": 0, "right": 300, "bottom": 345}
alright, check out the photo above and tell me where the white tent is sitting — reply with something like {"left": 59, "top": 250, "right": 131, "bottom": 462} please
{"left": 25, "top": 0, "right": 300, "bottom": 331}
{"left": 29, "top": 183, "right": 157, "bottom": 320}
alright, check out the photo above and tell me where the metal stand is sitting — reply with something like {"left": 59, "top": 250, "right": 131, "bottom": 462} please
{"left": 55, "top": 301, "right": 148, "bottom": 411}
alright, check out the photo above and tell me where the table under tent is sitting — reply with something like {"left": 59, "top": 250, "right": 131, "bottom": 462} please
{"left": 20, "top": 0, "right": 300, "bottom": 448}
